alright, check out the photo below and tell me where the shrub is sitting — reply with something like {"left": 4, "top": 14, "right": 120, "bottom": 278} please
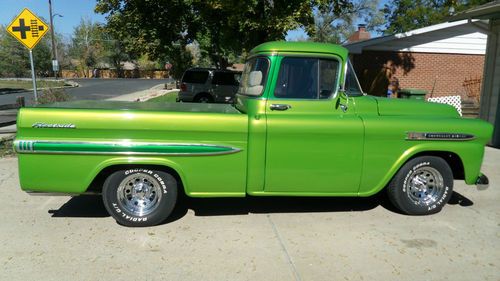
{"left": 37, "top": 88, "right": 71, "bottom": 104}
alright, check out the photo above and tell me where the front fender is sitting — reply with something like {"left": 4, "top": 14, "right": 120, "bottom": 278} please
{"left": 358, "top": 142, "right": 485, "bottom": 196}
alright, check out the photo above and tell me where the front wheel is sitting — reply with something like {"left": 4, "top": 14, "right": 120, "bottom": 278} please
{"left": 387, "top": 156, "right": 453, "bottom": 215}
{"left": 102, "top": 168, "right": 178, "bottom": 227}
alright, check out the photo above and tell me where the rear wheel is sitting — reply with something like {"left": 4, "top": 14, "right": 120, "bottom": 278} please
{"left": 387, "top": 156, "right": 453, "bottom": 215}
{"left": 194, "top": 93, "right": 213, "bottom": 103}
{"left": 102, "top": 168, "right": 177, "bottom": 227}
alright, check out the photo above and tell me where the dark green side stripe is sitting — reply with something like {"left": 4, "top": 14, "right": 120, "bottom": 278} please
{"left": 14, "top": 140, "right": 241, "bottom": 156}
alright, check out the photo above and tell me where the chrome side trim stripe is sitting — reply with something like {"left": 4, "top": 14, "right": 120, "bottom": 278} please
{"left": 14, "top": 140, "right": 242, "bottom": 156}
{"left": 406, "top": 132, "right": 475, "bottom": 141}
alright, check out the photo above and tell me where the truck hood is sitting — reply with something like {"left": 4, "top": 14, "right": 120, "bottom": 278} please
{"left": 32, "top": 100, "right": 241, "bottom": 114}
{"left": 372, "top": 96, "right": 460, "bottom": 118}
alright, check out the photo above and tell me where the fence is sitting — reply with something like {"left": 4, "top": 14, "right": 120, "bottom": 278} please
{"left": 61, "top": 69, "right": 170, "bottom": 79}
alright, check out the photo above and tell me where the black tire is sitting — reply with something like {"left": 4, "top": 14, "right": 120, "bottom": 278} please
{"left": 387, "top": 156, "right": 453, "bottom": 215}
{"left": 102, "top": 168, "right": 178, "bottom": 227}
{"left": 194, "top": 93, "right": 214, "bottom": 103}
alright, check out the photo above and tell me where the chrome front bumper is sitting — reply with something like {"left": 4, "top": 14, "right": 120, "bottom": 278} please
{"left": 476, "top": 174, "right": 489, "bottom": 191}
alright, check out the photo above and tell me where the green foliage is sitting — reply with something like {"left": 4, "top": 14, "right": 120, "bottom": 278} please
{"left": 169, "top": 42, "right": 194, "bottom": 80}
{"left": 37, "top": 88, "right": 71, "bottom": 104}
{"left": 94, "top": 0, "right": 354, "bottom": 70}
{"left": 136, "top": 54, "right": 162, "bottom": 71}
{"left": 310, "top": 0, "right": 385, "bottom": 44}
{"left": 382, "top": 0, "right": 492, "bottom": 34}
{"left": 68, "top": 18, "right": 132, "bottom": 77}
{"left": 0, "top": 25, "right": 52, "bottom": 77}
{"left": 68, "top": 19, "right": 106, "bottom": 76}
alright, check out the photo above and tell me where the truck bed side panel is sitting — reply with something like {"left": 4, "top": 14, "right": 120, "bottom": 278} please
{"left": 16, "top": 108, "right": 248, "bottom": 196}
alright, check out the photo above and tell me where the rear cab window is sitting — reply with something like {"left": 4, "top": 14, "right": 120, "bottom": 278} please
{"left": 238, "top": 57, "right": 270, "bottom": 96}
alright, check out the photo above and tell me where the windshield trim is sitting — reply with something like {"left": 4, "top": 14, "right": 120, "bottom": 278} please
{"left": 342, "top": 59, "right": 365, "bottom": 97}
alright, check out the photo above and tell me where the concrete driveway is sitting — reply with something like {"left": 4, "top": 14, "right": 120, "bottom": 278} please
{"left": 1, "top": 148, "right": 499, "bottom": 281}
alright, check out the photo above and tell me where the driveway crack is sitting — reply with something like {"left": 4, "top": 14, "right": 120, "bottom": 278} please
{"left": 267, "top": 214, "right": 302, "bottom": 281}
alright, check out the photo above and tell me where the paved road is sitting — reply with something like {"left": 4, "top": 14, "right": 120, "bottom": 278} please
{"left": 66, "top": 78, "right": 172, "bottom": 100}
{"left": 0, "top": 147, "right": 498, "bottom": 280}
{"left": 0, "top": 78, "right": 172, "bottom": 105}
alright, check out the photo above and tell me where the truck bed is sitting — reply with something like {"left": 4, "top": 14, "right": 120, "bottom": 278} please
{"left": 34, "top": 100, "right": 242, "bottom": 114}
{"left": 16, "top": 101, "right": 248, "bottom": 195}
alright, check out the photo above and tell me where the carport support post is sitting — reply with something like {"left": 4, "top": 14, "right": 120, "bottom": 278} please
{"left": 29, "top": 49, "right": 38, "bottom": 103}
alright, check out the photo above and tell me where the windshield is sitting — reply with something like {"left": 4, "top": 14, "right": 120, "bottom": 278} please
{"left": 238, "top": 57, "right": 270, "bottom": 96}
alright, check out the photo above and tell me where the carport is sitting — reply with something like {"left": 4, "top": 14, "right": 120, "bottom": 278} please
{"left": 451, "top": 1, "right": 500, "bottom": 147}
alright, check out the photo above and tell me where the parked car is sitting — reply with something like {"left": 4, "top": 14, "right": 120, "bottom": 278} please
{"left": 177, "top": 68, "right": 241, "bottom": 103}
{"left": 15, "top": 41, "right": 492, "bottom": 227}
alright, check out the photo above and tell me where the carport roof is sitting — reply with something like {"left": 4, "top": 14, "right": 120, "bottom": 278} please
{"left": 449, "top": 1, "right": 500, "bottom": 21}
{"left": 344, "top": 19, "right": 486, "bottom": 54}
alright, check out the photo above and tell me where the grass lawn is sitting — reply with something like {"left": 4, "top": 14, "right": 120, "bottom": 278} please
{"left": 146, "top": 90, "right": 179, "bottom": 103}
{"left": 0, "top": 79, "right": 68, "bottom": 91}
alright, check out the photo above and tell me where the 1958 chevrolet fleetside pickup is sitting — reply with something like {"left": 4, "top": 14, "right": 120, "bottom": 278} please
{"left": 15, "top": 42, "right": 493, "bottom": 226}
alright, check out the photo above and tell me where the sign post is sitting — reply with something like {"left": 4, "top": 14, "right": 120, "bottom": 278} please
{"left": 6, "top": 8, "right": 49, "bottom": 103}
{"left": 29, "top": 50, "right": 38, "bottom": 101}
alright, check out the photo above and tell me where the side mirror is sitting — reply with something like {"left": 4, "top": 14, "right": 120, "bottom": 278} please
{"left": 336, "top": 90, "right": 349, "bottom": 112}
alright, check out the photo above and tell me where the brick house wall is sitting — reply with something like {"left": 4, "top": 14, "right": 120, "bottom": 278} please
{"left": 351, "top": 51, "right": 485, "bottom": 98}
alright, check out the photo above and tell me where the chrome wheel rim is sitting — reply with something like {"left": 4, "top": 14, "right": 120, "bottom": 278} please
{"left": 406, "top": 166, "right": 444, "bottom": 206}
{"left": 116, "top": 173, "right": 163, "bottom": 216}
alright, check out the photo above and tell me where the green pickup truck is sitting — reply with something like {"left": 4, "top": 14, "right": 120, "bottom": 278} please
{"left": 15, "top": 42, "right": 492, "bottom": 226}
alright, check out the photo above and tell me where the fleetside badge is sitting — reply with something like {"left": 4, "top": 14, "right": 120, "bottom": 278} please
{"left": 32, "top": 123, "right": 76, "bottom": 129}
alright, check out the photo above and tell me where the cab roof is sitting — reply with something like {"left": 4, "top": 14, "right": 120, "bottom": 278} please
{"left": 250, "top": 41, "right": 348, "bottom": 59}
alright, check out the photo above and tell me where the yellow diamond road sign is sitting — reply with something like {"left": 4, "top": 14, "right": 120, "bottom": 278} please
{"left": 6, "top": 8, "right": 49, "bottom": 49}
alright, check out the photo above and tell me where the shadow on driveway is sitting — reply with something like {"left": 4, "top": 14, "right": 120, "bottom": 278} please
{"left": 48, "top": 191, "right": 473, "bottom": 224}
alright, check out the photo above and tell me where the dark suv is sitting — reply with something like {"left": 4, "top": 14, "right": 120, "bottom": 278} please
{"left": 177, "top": 68, "right": 241, "bottom": 103}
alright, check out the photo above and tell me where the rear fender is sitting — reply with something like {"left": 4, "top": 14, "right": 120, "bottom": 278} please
{"left": 87, "top": 157, "right": 189, "bottom": 195}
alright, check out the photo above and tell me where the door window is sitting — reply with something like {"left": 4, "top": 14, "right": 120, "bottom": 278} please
{"left": 344, "top": 60, "right": 363, "bottom": 96}
{"left": 274, "top": 57, "right": 339, "bottom": 99}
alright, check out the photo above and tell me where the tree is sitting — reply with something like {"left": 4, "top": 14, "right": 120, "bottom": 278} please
{"left": 101, "top": 35, "right": 130, "bottom": 77}
{"left": 95, "top": 0, "right": 354, "bottom": 70}
{"left": 310, "top": 0, "right": 385, "bottom": 44}
{"left": 382, "top": 0, "right": 492, "bottom": 34}
{"left": 69, "top": 19, "right": 107, "bottom": 77}
{"left": 0, "top": 25, "right": 52, "bottom": 77}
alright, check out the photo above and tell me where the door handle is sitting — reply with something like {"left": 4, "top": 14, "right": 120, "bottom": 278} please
{"left": 270, "top": 104, "right": 291, "bottom": 111}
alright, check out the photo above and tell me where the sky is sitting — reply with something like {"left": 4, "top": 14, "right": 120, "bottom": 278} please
{"left": 0, "top": 0, "right": 106, "bottom": 37}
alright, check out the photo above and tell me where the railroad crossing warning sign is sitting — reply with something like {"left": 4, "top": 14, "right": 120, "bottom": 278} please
{"left": 6, "top": 8, "right": 49, "bottom": 49}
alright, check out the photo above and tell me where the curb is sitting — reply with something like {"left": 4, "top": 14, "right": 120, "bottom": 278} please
{"left": 106, "top": 84, "right": 177, "bottom": 102}
{"left": 0, "top": 80, "right": 79, "bottom": 95}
